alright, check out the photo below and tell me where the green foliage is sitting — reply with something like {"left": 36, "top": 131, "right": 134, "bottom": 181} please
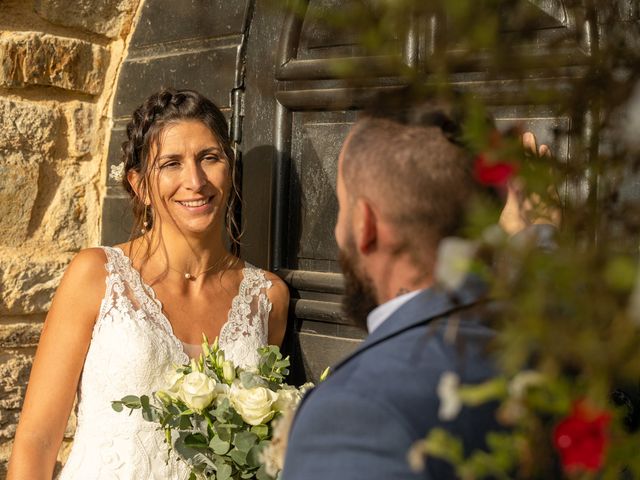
{"left": 113, "top": 340, "right": 309, "bottom": 479}
{"left": 275, "top": 0, "right": 640, "bottom": 478}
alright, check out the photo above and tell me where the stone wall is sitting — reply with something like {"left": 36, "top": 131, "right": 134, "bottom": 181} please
{"left": 0, "top": 0, "right": 142, "bottom": 476}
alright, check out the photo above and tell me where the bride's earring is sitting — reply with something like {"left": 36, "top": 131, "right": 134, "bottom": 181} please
{"left": 141, "top": 204, "right": 150, "bottom": 234}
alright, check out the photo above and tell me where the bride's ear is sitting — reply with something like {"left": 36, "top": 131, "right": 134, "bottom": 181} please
{"left": 127, "top": 170, "right": 150, "bottom": 205}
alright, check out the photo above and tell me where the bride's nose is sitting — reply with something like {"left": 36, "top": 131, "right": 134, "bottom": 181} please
{"left": 183, "top": 160, "right": 207, "bottom": 190}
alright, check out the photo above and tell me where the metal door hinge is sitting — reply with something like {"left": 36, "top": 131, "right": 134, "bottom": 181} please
{"left": 231, "top": 87, "right": 245, "bottom": 144}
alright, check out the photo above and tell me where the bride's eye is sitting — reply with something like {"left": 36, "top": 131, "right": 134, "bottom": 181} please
{"left": 159, "top": 160, "right": 180, "bottom": 169}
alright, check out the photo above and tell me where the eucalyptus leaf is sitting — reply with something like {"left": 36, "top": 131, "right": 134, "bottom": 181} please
{"left": 120, "top": 394, "right": 141, "bottom": 404}
{"left": 120, "top": 395, "right": 142, "bottom": 409}
{"left": 168, "top": 404, "right": 182, "bottom": 416}
{"left": 229, "top": 447, "right": 248, "bottom": 466}
{"left": 210, "top": 435, "right": 231, "bottom": 455}
{"left": 192, "top": 452, "right": 217, "bottom": 468}
{"left": 141, "top": 407, "right": 158, "bottom": 422}
{"left": 240, "top": 371, "right": 267, "bottom": 389}
{"left": 184, "top": 433, "right": 209, "bottom": 449}
{"left": 179, "top": 415, "right": 192, "bottom": 429}
{"left": 246, "top": 444, "right": 263, "bottom": 469}
{"left": 250, "top": 424, "right": 269, "bottom": 439}
{"left": 174, "top": 432, "right": 203, "bottom": 463}
{"left": 215, "top": 461, "right": 233, "bottom": 480}
{"left": 215, "top": 424, "right": 233, "bottom": 442}
{"left": 234, "top": 431, "right": 258, "bottom": 452}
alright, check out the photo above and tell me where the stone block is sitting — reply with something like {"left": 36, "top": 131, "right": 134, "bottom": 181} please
{"left": 0, "top": 254, "right": 72, "bottom": 316}
{"left": 40, "top": 170, "right": 90, "bottom": 251}
{"left": 34, "top": 0, "right": 138, "bottom": 39}
{"left": 0, "top": 153, "right": 41, "bottom": 247}
{"left": 64, "top": 102, "right": 96, "bottom": 157}
{"left": 0, "top": 321, "right": 43, "bottom": 349}
{"left": 0, "top": 32, "right": 109, "bottom": 95}
{"left": 0, "top": 98, "right": 61, "bottom": 155}
{"left": 0, "top": 441, "right": 11, "bottom": 478}
{"left": 0, "top": 353, "right": 32, "bottom": 440}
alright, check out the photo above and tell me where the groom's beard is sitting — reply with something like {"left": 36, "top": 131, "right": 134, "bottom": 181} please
{"left": 338, "top": 240, "right": 378, "bottom": 331}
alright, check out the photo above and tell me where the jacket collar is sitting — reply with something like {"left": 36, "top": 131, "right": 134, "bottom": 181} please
{"left": 331, "top": 275, "right": 489, "bottom": 373}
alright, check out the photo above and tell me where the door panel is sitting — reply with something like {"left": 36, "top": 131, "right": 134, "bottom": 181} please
{"left": 103, "top": 0, "right": 586, "bottom": 383}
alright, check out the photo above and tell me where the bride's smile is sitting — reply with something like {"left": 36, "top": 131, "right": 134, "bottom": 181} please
{"left": 147, "top": 119, "right": 230, "bottom": 237}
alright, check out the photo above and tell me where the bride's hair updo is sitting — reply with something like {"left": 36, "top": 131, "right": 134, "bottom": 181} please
{"left": 120, "top": 88, "right": 240, "bottom": 254}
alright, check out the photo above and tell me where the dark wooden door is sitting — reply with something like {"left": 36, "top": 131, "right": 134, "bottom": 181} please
{"left": 103, "top": 0, "right": 585, "bottom": 383}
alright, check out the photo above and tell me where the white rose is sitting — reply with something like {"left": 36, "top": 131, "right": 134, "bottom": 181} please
{"left": 165, "top": 368, "right": 184, "bottom": 391}
{"left": 434, "top": 237, "right": 478, "bottom": 291}
{"left": 274, "top": 385, "right": 302, "bottom": 412}
{"left": 179, "top": 371, "right": 217, "bottom": 411}
{"left": 437, "top": 371, "right": 462, "bottom": 421}
{"left": 230, "top": 383, "right": 277, "bottom": 426}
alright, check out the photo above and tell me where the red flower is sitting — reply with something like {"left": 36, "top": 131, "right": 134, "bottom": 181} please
{"left": 473, "top": 154, "right": 518, "bottom": 187}
{"left": 553, "top": 400, "right": 611, "bottom": 473}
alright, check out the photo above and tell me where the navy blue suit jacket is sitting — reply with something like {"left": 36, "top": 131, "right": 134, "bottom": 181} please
{"left": 282, "top": 278, "right": 503, "bottom": 479}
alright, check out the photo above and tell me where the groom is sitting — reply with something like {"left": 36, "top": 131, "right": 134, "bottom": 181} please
{"left": 281, "top": 95, "right": 545, "bottom": 479}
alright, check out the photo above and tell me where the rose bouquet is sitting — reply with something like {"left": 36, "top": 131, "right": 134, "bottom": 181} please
{"left": 112, "top": 336, "right": 312, "bottom": 480}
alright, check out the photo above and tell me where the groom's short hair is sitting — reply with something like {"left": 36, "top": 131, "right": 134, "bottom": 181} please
{"left": 342, "top": 89, "right": 488, "bottom": 253}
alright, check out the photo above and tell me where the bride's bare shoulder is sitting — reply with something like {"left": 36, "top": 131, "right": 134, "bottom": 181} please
{"left": 58, "top": 247, "right": 112, "bottom": 293}
{"left": 67, "top": 247, "right": 109, "bottom": 273}
{"left": 48, "top": 248, "right": 110, "bottom": 319}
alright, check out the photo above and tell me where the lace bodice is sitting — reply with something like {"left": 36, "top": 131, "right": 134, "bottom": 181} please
{"left": 58, "top": 246, "right": 273, "bottom": 480}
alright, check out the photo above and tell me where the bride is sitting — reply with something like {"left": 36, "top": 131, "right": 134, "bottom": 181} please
{"left": 7, "top": 88, "right": 289, "bottom": 479}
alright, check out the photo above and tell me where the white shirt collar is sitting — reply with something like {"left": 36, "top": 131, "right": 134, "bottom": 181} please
{"left": 366, "top": 289, "right": 424, "bottom": 334}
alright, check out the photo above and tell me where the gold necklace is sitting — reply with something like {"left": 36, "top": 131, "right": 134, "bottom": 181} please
{"left": 167, "top": 255, "right": 230, "bottom": 280}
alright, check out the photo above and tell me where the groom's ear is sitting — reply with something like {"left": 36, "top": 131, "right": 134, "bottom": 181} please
{"left": 355, "top": 198, "right": 378, "bottom": 255}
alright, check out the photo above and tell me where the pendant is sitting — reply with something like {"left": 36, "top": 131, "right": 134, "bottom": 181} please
{"left": 184, "top": 273, "right": 192, "bottom": 280}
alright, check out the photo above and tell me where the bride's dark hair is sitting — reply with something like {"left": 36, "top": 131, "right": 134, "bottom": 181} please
{"left": 120, "top": 88, "right": 241, "bottom": 258}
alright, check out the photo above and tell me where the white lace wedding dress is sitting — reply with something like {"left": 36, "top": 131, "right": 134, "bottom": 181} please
{"left": 58, "top": 246, "right": 273, "bottom": 480}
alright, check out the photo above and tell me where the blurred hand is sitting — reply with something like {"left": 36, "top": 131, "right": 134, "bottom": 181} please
{"left": 499, "top": 132, "right": 561, "bottom": 236}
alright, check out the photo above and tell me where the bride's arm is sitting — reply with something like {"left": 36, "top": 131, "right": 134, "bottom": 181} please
{"left": 265, "top": 273, "right": 289, "bottom": 347}
{"left": 7, "top": 248, "right": 107, "bottom": 480}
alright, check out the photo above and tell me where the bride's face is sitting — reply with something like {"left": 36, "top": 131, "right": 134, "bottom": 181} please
{"left": 146, "top": 120, "right": 231, "bottom": 236}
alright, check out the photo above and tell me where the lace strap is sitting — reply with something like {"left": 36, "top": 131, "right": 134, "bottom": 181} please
{"left": 98, "top": 247, "right": 176, "bottom": 336}
{"left": 96, "top": 246, "right": 121, "bottom": 320}
{"left": 243, "top": 263, "right": 273, "bottom": 292}
{"left": 239, "top": 264, "right": 273, "bottom": 335}
{"left": 219, "top": 264, "right": 274, "bottom": 356}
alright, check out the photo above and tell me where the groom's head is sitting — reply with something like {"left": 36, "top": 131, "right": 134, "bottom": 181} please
{"left": 335, "top": 93, "right": 480, "bottom": 328}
